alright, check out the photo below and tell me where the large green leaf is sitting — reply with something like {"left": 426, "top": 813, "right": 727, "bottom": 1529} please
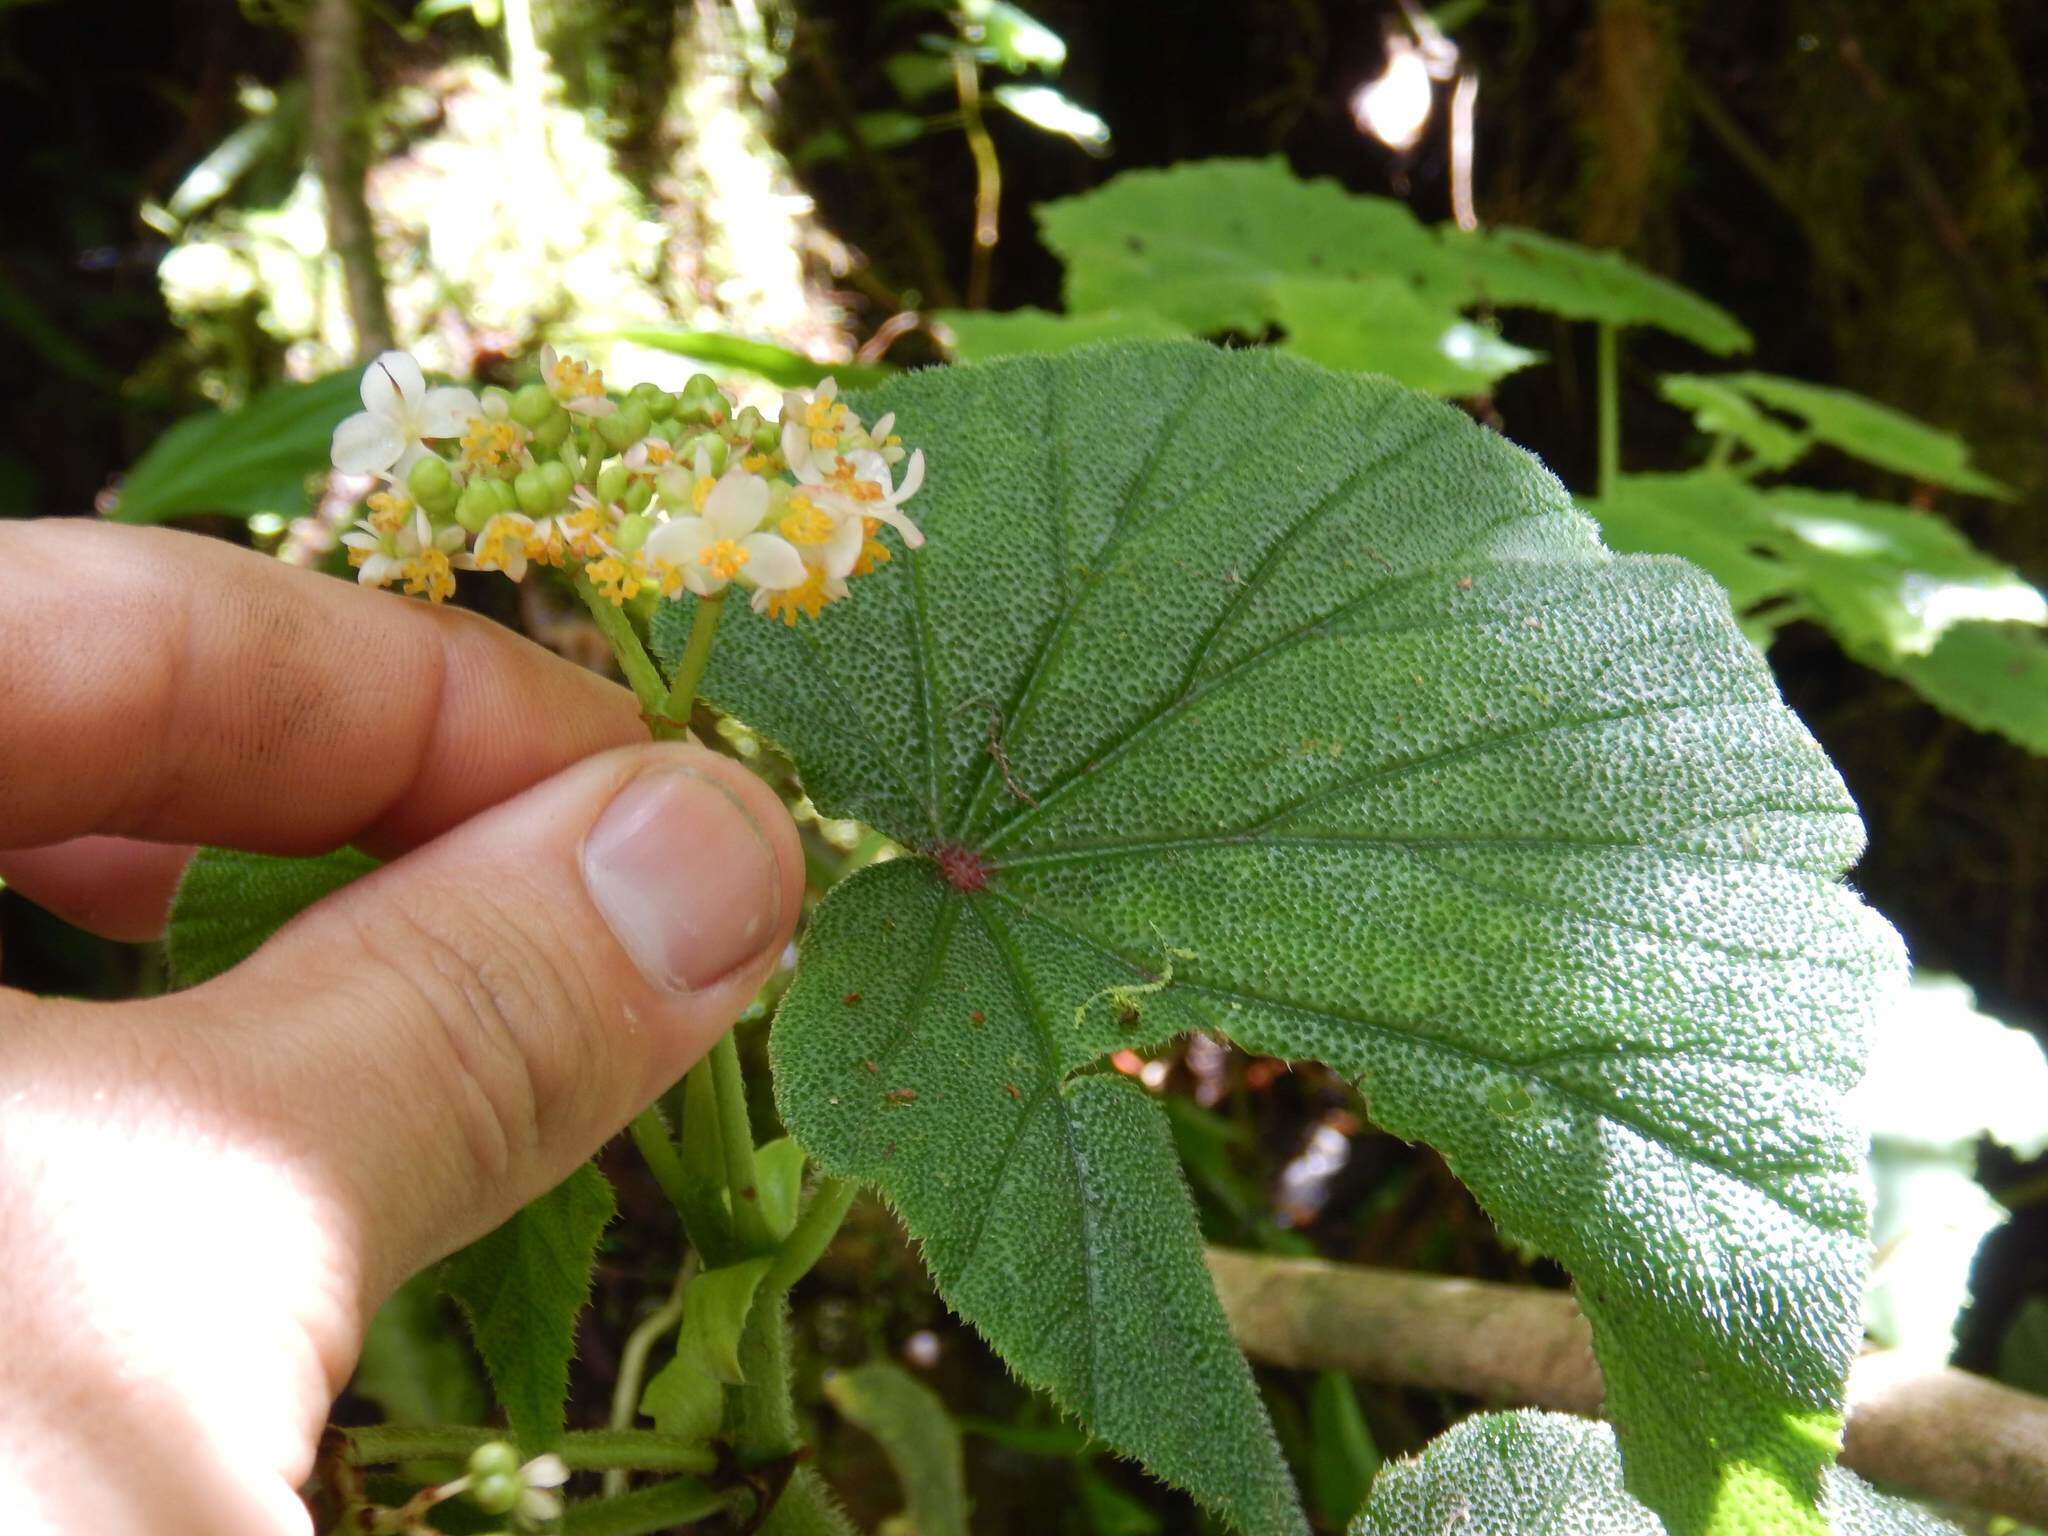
{"left": 1436, "top": 227, "right": 1752, "bottom": 354}
{"left": 166, "top": 846, "right": 378, "bottom": 987}
{"left": 1659, "top": 374, "right": 1809, "bottom": 471}
{"left": 655, "top": 343, "right": 1901, "bottom": 1535}
{"left": 1711, "top": 373, "right": 2010, "bottom": 498}
{"left": 935, "top": 307, "right": 1191, "bottom": 361}
{"left": 108, "top": 371, "right": 359, "bottom": 524}
{"left": 1349, "top": 1412, "right": 1958, "bottom": 1536}
{"left": 1036, "top": 158, "right": 1443, "bottom": 335}
{"left": 1267, "top": 276, "right": 1539, "bottom": 396}
{"left": 1856, "top": 621, "right": 2048, "bottom": 756}
{"left": 1586, "top": 472, "right": 2046, "bottom": 657}
{"left": 609, "top": 328, "right": 892, "bottom": 391}
{"left": 441, "top": 1162, "right": 616, "bottom": 1451}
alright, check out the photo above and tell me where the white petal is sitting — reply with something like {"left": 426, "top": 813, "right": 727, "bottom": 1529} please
{"left": 564, "top": 395, "right": 616, "bottom": 417}
{"left": 643, "top": 516, "right": 711, "bottom": 563}
{"left": 331, "top": 412, "right": 405, "bottom": 475}
{"left": 418, "top": 386, "right": 481, "bottom": 438}
{"left": 815, "top": 376, "right": 837, "bottom": 403}
{"left": 821, "top": 514, "right": 864, "bottom": 580}
{"left": 866, "top": 502, "right": 925, "bottom": 549}
{"left": 360, "top": 351, "right": 424, "bottom": 416}
{"left": 740, "top": 532, "right": 806, "bottom": 590}
{"left": 340, "top": 529, "right": 379, "bottom": 551}
{"left": 683, "top": 561, "right": 723, "bottom": 597}
{"left": 705, "top": 471, "right": 769, "bottom": 539}
{"left": 780, "top": 418, "right": 810, "bottom": 472}
{"left": 870, "top": 411, "right": 895, "bottom": 441}
{"left": 893, "top": 448, "right": 926, "bottom": 503}
{"left": 523, "top": 1454, "right": 569, "bottom": 1490}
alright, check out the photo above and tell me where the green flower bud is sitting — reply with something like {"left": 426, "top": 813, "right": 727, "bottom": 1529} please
{"left": 648, "top": 417, "right": 680, "bottom": 444}
{"left": 487, "top": 476, "right": 519, "bottom": 513}
{"left": 685, "top": 432, "right": 728, "bottom": 475}
{"left": 467, "top": 1441, "right": 522, "bottom": 1481}
{"left": 627, "top": 381, "right": 672, "bottom": 418}
{"left": 597, "top": 399, "right": 651, "bottom": 451}
{"left": 751, "top": 417, "right": 781, "bottom": 453}
{"left": 531, "top": 408, "right": 572, "bottom": 451}
{"left": 510, "top": 382, "right": 557, "bottom": 428}
{"left": 733, "top": 405, "right": 766, "bottom": 441}
{"left": 405, "top": 455, "right": 457, "bottom": 513}
{"left": 480, "top": 385, "right": 513, "bottom": 415}
{"left": 513, "top": 468, "right": 553, "bottom": 516}
{"left": 679, "top": 373, "right": 727, "bottom": 425}
{"left": 455, "top": 481, "right": 500, "bottom": 534}
{"left": 537, "top": 460, "right": 575, "bottom": 509}
{"left": 596, "top": 463, "right": 632, "bottom": 504}
{"left": 622, "top": 477, "right": 654, "bottom": 514}
{"left": 614, "top": 512, "right": 651, "bottom": 553}
{"left": 470, "top": 1470, "right": 522, "bottom": 1516}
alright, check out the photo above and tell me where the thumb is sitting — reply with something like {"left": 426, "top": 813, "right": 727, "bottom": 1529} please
{"left": 199, "top": 739, "right": 804, "bottom": 1303}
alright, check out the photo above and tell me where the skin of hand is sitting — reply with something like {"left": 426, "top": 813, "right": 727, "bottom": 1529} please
{"left": 0, "top": 521, "right": 806, "bottom": 1534}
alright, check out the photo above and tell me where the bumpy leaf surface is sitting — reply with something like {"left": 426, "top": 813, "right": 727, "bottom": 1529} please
{"left": 1349, "top": 1412, "right": 1958, "bottom": 1536}
{"left": 657, "top": 343, "right": 1902, "bottom": 1535}
{"left": 441, "top": 1163, "right": 615, "bottom": 1451}
{"left": 166, "top": 846, "right": 376, "bottom": 987}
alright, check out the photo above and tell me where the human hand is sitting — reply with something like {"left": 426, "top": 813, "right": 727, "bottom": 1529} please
{"left": 0, "top": 521, "right": 804, "bottom": 1534}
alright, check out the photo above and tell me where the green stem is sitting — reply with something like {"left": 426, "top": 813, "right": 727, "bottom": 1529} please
{"left": 344, "top": 1425, "right": 715, "bottom": 1474}
{"left": 604, "top": 1262, "right": 693, "bottom": 1495}
{"left": 660, "top": 591, "right": 727, "bottom": 726}
{"left": 628, "top": 1109, "right": 693, "bottom": 1221}
{"left": 574, "top": 572, "right": 683, "bottom": 736}
{"left": 1705, "top": 432, "right": 1736, "bottom": 472}
{"left": 1595, "top": 323, "right": 1621, "bottom": 499}
{"left": 680, "top": 1060, "right": 737, "bottom": 1262}
{"left": 564, "top": 1477, "right": 750, "bottom": 1536}
{"left": 712, "top": 1031, "right": 776, "bottom": 1253}
{"left": 767, "top": 1176, "right": 855, "bottom": 1292}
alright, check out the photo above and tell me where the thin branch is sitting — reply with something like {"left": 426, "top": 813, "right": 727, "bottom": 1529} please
{"left": 1207, "top": 1248, "right": 2048, "bottom": 1524}
{"left": 305, "top": 0, "right": 394, "bottom": 358}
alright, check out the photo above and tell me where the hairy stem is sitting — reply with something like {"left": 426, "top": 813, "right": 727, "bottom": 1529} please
{"left": 711, "top": 1030, "right": 776, "bottom": 1253}
{"left": 574, "top": 573, "right": 682, "bottom": 736}
{"left": 627, "top": 1108, "right": 694, "bottom": 1221}
{"left": 767, "top": 1176, "right": 855, "bottom": 1292}
{"left": 345, "top": 1425, "right": 715, "bottom": 1474}
{"left": 660, "top": 591, "right": 726, "bottom": 726}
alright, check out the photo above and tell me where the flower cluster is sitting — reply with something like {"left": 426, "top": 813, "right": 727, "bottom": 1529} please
{"left": 329, "top": 348, "right": 924, "bottom": 624}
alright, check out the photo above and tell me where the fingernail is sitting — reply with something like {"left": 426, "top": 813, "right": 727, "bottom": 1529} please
{"left": 581, "top": 768, "right": 780, "bottom": 993}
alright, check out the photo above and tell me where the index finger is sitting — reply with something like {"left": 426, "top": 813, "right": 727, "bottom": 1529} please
{"left": 0, "top": 520, "right": 647, "bottom": 857}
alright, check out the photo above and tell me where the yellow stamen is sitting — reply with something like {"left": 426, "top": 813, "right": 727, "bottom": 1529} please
{"left": 698, "top": 539, "right": 751, "bottom": 581}
{"left": 761, "top": 567, "right": 834, "bottom": 626}
{"left": 548, "top": 355, "right": 607, "bottom": 401}
{"left": 401, "top": 550, "right": 456, "bottom": 604}
{"left": 741, "top": 452, "right": 774, "bottom": 473}
{"left": 585, "top": 556, "right": 643, "bottom": 605}
{"left": 691, "top": 476, "right": 714, "bottom": 512}
{"left": 777, "top": 496, "right": 836, "bottom": 547}
{"left": 853, "top": 518, "right": 891, "bottom": 577}
{"left": 366, "top": 491, "right": 411, "bottom": 535}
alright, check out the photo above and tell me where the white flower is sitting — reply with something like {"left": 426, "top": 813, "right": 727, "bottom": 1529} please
{"left": 515, "top": 1453, "right": 568, "bottom": 1525}
{"left": 539, "top": 343, "right": 617, "bottom": 417}
{"left": 331, "top": 351, "right": 480, "bottom": 477}
{"left": 453, "top": 511, "right": 536, "bottom": 582}
{"left": 779, "top": 376, "right": 850, "bottom": 475}
{"left": 643, "top": 467, "right": 805, "bottom": 598}
{"left": 795, "top": 445, "right": 927, "bottom": 549}
{"left": 341, "top": 507, "right": 466, "bottom": 601}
